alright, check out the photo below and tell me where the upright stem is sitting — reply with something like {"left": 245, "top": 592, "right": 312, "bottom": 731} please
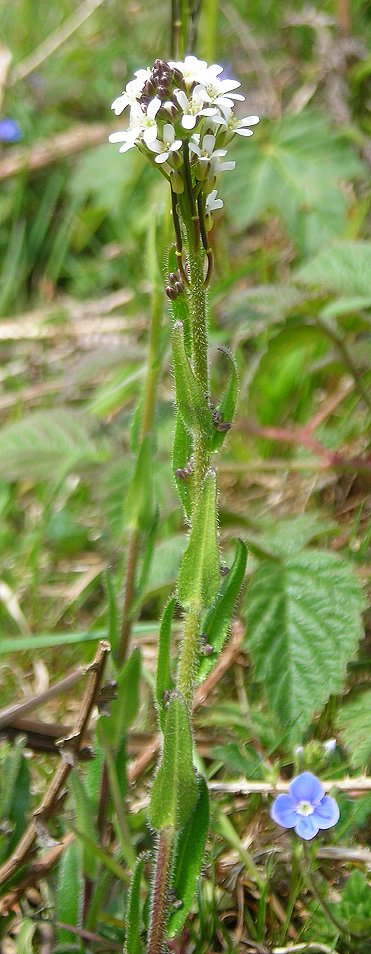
{"left": 147, "top": 829, "right": 174, "bottom": 954}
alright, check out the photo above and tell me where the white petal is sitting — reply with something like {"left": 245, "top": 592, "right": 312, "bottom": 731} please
{"left": 163, "top": 123, "right": 175, "bottom": 143}
{"left": 189, "top": 141, "right": 201, "bottom": 155}
{"left": 143, "top": 125, "right": 158, "bottom": 145}
{"left": 203, "top": 134, "right": 216, "bottom": 153}
{"left": 212, "top": 199, "right": 223, "bottom": 209}
{"left": 155, "top": 152, "right": 170, "bottom": 163}
{"left": 200, "top": 107, "right": 218, "bottom": 117}
{"left": 119, "top": 141, "right": 136, "bottom": 152}
{"left": 175, "top": 89, "right": 189, "bottom": 111}
{"left": 227, "top": 93, "right": 245, "bottom": 101}
{"left": 238, "top": 115, "right": 260, "bottom": 126}
{"left": 219, "top": 160, "right": 235, "bottom": 170}
{"left": 147, "top": 97, "right": 161, "bottom": 120}
{"left": 111, "top": 95, "right": 129, "bottom": 115}
{"left": 218, "top": 79, "right": 241, "bottom": 93}
{"left": 182, "top": 114, "right": 197, "bottom": 129}
{"left": 109, "top": 130, "right": 129, "bottom": 143}
{"left": 148, "top": 139, "right": 162, "bottom": 153}
{"left": 235, "top": 127, "right": 254, "bottom": 136}
{"left": 169, "top": 139, "right": 182, "bottom": 151}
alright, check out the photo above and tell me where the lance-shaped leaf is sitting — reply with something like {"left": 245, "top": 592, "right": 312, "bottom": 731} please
{"left": 211, "top": 348, "right": 239, "bottom": 452}
{"left": 245, "top": 548, "right": 365, "bottom": 743}
{"left": 156, "top": 597, "right": 176, "bottom": 729}
{"left": 149, "top": 695, "right": 198, "bottom": 831}
{"left": 167, "top": 775, "right": 209, "bottom": 938}
{"left": 125, "top": 434, "right": 154, "bottom": 532}
{"left": 70, "top": 773, "right": 99, "bottom": 879}
{"left": 173, "top": 412, "right": 193, "bottom": 519}
{"left": 172, "top": 321, "right": 213, "bottom": 441}
{"left": 56, "top": 842, "right": 83, "bottom": 943}
{"left": 106, "top": 647, "right": 141, "bottom": 747}
{"left": 125, "top": 853, "right": 148, "bottom": 954}
{"left": 177, "top": 472, "right": 220, "bottom": 610}
{"left": 198, "top": 539, "right": 248, "bottom": 683}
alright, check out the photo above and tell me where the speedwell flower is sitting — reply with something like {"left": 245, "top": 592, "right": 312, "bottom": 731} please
{"left": 271, "top": 772, "right": 339, "bottom": 841}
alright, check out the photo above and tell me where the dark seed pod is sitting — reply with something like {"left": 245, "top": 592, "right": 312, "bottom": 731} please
{"left": 169, "top": 272, "right": 177, "bottom": 284}
{"left": 166, "top": 285, "right": 177, "bottom": 300}
{"left": 174, "top": 281, "right": 184, "bottom": 295}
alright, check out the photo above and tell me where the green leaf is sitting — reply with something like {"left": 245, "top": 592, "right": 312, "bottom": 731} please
{"left": 0, "top": 737, "right": 30, "bottom": 864}
{"left": 167, "top": 775, "right": 209, "bottom": 938}
{"left": 125, "top": 434, "right": 154, "bottom": 532}
{"left": 149, "top": 695, "right": 198, "bottom": 831}
{"left": 105, "top": 572, "right": 119, "bottom": 658}
{"left": 133, "top": 509, "right": 160, "bottom": 612}
{"left": 336, "top": 690, "right": 371, "bottom": 770}
{"left": 108, "top": 648, "right": 141, "bottom": 745}
{"left": 172, "top": 412, "right": 193, "bottom": 518}
{"left": 172, "top": 321, "right": 214, "bottom": 440}
{"left": 70, "top": 773, "right": 99, "bottom": 880}
{"left": 125, "top": 853, "right": 147, "bottom": 954}
{"left": 211, "top": 348, "right": 239, "bottom": 452}
{"left": 156, "top": 598, "right": 176, "bottom": 729}
{"left": 0, "top": 409, "right": 100, "bottom": 482}
{"left": 246, "top": 514, "right": 337, "bottom": 559}
{"left": 295, "top": 241, "right": 371, "bottom": 297}
{"left": 56, "top": 842, "right": 83, "bottom": 944}
{"left": 245, "top": 549, "right": 365, "bottom": 742}
{"left": 178, "top": 472, "right": 220, "bottom": 610}
{"left": 223, "top": 112, "right": 364, "bottom": 254}
{"left": 0, "top": 623, "right": 154, "bottom": 654}
{"left": 198, "top": 539, "right": 248, "bottom": 683}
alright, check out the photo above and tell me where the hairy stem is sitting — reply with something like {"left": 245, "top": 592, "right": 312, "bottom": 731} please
{"left": 147, "top": 829, "right": 174, "bottom": 954}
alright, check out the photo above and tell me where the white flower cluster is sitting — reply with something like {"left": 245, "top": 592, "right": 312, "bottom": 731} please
{"left": 109, "top": 56, "right": 259, "bottom": 227}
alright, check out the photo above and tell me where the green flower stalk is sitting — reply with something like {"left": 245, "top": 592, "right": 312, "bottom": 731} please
{"left": 109, "top": 54, "right": 258, "bottom": 953}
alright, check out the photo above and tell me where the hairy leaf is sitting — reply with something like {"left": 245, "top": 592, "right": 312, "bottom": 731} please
{"left": 172, "top": 321, "right": 214, "bottom": 441}
{"left": 198, "top": 539, "right": 248, "bottom": 683}
{"left": 211, "top": 348, "right": 238, "bottom": 452}
{"left": 167, "top": 775, "right": 209, "bottom": 938}
{"left": 156, "top": 597, "right": 176, "bottom": 729}
{"left": 178, "top": 472, "right": 220, "bottom": 610}
{"left": 125, "top": 853, "right": 147, "bottom": 954}
{"left": 149, "top": 695, "right": 198, "bottom": 831}
{"left": 172, "top": 412, "right": 193, "bottom": 518}
{"left": 245, "top": 549, "right": 365, "bottom": 742}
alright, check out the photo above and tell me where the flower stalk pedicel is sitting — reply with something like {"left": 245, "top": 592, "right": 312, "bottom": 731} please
{"left": 110, "top": 55, "right": 258, "bottom": 951}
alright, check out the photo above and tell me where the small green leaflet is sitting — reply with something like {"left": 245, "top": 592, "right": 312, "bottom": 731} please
{"left": 149, "top": 695, "right": 198, "bottom": 831}
{"left": 56, "top": 842, "right": 83, "bottom": 944}
{"left": 172, "top": 321, "right": 214, "bottom": 441}
{"left": 167, "top": 775, "right": 209, "bottom": 938}
{"left": 245, "top": 548, "right": 365, "bottom": 743}
{"left": 198, "top": 539, "right": 247, "bottom": 683}
{"left": 156, "top": 597, "right": 176, "bottom": 729}
{"left": 125, "top": 854, "right": 148, "bottom": 954}
{"left": 177, "top": 472, "right": 220, "bottom": 610}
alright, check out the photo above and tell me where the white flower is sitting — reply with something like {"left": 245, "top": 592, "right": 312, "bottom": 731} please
{"left": 140, "top": 97, "right": 162, "bottom": 145}
{"left": 189, "top": 133, "right": 227, "bottom": 164}
{"left": 210, "top": 155, "right": 235, "bottom": 175}
{"left": 197, "top": 77, "right": 245, "bottom": 111}
{"left": 234, "top": 114, "right": 260, "bottom": 137}
{"left": 168, "top": 54, "right": 209, "bottom": 85}
{"left": 175, "top": 87, "right": 218, "bottom": 130}
{"left": 205, "top": 189, "right": 223, "bottom": 213}
{"left": 111, "top": 69, "right": 151, "bottom": 116}
{"left": 148, "top": 123, "right": 182, "bottom": 164}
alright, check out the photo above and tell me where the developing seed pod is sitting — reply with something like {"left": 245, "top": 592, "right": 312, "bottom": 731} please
{"left": 166, "top": 285, "right": 177, "bottom": 300}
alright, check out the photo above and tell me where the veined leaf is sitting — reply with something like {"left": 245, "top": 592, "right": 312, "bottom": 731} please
{"left": 245, "top": 549, "right": 365, "bottom": 742}
{"left": 177, "top": 472, "right": 220, "bottom": 610}
{"left": 336, "top": 690, "right": 371, "bottom": 771}
{"left": 198, "top": 539, "right": 248, "bottom": 683}
{"left": 295, "top": 241, "right": 371, "bottom": 297}
{"left": 124, "top": 853, "right": 147, "bottom": 954}
{"left": 0, "top": 409, "right": 100, "bottom": 482}
{"left": 149, "top": 695, "right": 198, "bottom": 831}
{"left": 211, "top": 348, "right": 238, "bottom": 452}
{"left": 56, "top": 842, "right": 83, "bottom": 944}
{"left": 172, "top": 321, "right": 214, "bottom": 441}
{"left": 172, "top": 412, "right": 193, "bottom": 518}
{"left": 156, "top": 598, "right": 176, "bottom": 729}
{"left": 167, "top": 775, "right": 209, "bottom": 938}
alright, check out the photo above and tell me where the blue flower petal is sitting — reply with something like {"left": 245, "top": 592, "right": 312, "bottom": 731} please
{"left": 294, "top": 814, "right": 320, "bottom": 840}
{"left": 0, "top": 118, "right": 22, "bottom": 143}
{"left": 271, "top": 794, "right": 297, "bottom": 829}
{"left": 289, "top": 771, "right": 324, "bottom": 805}
{"left": 314, "top": 796, "right": 340, "bottom": 830}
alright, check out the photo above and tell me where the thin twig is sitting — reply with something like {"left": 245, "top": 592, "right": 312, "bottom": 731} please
{"left": 10, "top": 0, "right": 106, "bottom": 85}
{"left": 0, "top": 641, "right": 109, "bottom": 892}
{"left": 0, "top": 667, "right": 87, "bottom": 730}
{"left": 0, "top": 122, "right": 110, "bottom": 182}
{"left": 208, "top": 777, "right": 371, "bottom": 795}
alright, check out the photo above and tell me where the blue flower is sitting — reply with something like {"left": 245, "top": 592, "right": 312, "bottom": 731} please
{"left": 271, "top": 771, "right": 339, "bottom": 841}
{"left": 0, "top": 118, "right": 22, "bottom": 143}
